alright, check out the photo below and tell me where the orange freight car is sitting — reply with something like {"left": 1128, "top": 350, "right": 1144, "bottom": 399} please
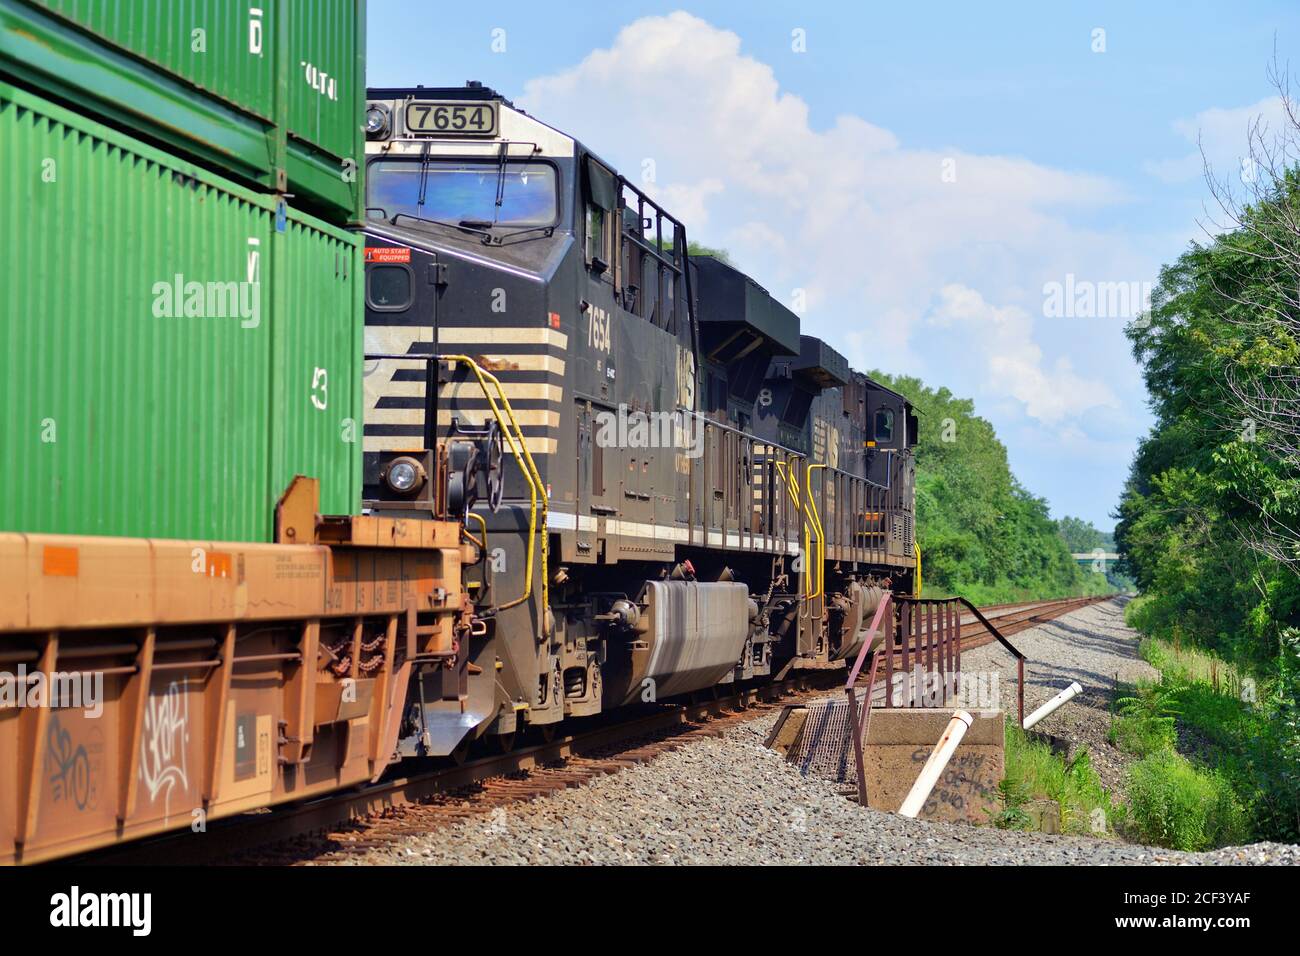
{"left": 0, "top": 479, "right": 474, "bottom": 865}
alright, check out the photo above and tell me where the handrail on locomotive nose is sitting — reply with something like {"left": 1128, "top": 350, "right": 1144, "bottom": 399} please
{"left": 438, "top": 354, "right": 548, "bottom": 618}
{"left": 363, "top": 352, "right": 549, "bottom": 626}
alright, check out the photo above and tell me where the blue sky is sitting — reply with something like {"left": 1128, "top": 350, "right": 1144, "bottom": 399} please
{"left": 368, "top": 1, "right": 1299, "bottom": 529}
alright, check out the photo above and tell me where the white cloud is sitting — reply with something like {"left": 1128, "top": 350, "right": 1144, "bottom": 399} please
{"left": 1144, "top": 96, "right": 1288, "bottom": 184}
{"left": 927, "top": 285, "right": 1119, "bottom": 426}
{"left": 520, "top": 11, "right": 1136, "bottom": 430}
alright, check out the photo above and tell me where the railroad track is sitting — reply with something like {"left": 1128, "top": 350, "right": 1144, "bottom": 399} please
{"left": 70, "top": 594, "right": 1107, "bottom": 866}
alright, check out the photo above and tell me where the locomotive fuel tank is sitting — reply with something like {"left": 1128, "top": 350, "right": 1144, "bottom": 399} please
{"left": 604, "top": 580, "right": 752, "bottom": 706}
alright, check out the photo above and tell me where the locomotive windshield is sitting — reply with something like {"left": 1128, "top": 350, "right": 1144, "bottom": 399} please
{"left": 367, "top": 159, "right": 557, "bottom": 227}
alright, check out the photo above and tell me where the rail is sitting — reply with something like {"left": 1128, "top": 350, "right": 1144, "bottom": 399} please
{"left": 64, "top": 595, "right": 1100, "bottom": 863}
{"left": 839, "top": 594, "right": 1034, "bottom": 805}
{"left": 773, "top": 460, "right": 814, "bottom": 605}
{"left": 843, "top": 591, "right": 895, "bottom": 806}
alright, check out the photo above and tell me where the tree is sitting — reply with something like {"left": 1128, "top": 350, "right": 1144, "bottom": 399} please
{"left": 1113, "top": 58, "right": 1300, "bottom": 666}
{"left": 872, "top": 373, "right": 1110, "bottom": 603}
{"left": 1192, "top": 56, "right": 1300, "bottom": 571}
{"left": 1056, "top": 516, "right": 1106, "bottom": 553}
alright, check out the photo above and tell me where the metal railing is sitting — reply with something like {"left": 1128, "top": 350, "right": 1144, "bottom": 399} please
{"left": 840, "top": 593, "right": 1029, "bottom": 806}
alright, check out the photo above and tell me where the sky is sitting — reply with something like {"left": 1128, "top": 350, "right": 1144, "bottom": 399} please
{"left": 368, "top": 1, "right": 1300, "bottom": 530}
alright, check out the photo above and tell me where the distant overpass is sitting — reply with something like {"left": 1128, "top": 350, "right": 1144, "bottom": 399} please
{"left": 1072, "top": 552, "right": 1119, "bottom": 564}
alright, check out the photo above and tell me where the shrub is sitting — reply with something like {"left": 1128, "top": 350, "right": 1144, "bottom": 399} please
{"left": 1109, "top": 681, "right": 1178, "bottom": 756}
{"left": 1125, "top": 751, "right": 1248, "bottom": 851}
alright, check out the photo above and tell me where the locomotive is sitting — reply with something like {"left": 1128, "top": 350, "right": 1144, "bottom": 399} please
{"left": 359, "top": 83, "right": 919, "bottom": 758}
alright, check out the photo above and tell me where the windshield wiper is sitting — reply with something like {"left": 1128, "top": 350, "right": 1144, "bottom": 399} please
{"left": 494, "top": 141, "right": 508, "bottom": 211}
{"left": 460, "top": 219, "right": 556, "bottom": 246}
{"left": 390, "top": 212, "right": 493, "bottom": 243}
{"left": 489, "top": 223, "right": 555, "bottom": 243}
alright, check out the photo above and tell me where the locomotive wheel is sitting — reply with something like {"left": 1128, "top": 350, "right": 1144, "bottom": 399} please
{"left": 497, "top": 732, "right": 517, "bottom": 753}
{"left": 537, "top": 725, "right": 556, "bottom": 744}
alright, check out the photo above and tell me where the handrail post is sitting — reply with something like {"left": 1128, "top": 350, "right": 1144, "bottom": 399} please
{"left": 842, "top": 592, "right": 893, "bottom": 806}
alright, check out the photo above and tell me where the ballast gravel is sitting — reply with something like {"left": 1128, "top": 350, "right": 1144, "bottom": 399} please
{"left": 337, "top": 599, "right": 1298, "bottom": 866}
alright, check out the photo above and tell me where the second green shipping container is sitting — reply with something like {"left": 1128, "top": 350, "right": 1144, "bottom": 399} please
{"left": 0, "top": 81, "right": 362, "bottom": 542}
{"left": 0, "top": 0, "right": 365, "bottom": 223}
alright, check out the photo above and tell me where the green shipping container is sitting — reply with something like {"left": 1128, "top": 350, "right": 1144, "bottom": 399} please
{"left": 0, "top": 0, "right": 365, "bottom": 223}
{"left": 0, "top": 82, "right": 361, "bottom": 542}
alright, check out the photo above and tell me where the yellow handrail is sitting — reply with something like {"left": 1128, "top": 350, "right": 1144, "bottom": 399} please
{"left": 774, "top": 459, "right": 813, "bottom": 603}
{"left": 805, "top": 463, "right": 826, "bottom": 601}
{"left": 914, "top": 541, "right": 922, "bottom": 598}
{"left": 437, "top": 354, "right": 548, "bottom": 621}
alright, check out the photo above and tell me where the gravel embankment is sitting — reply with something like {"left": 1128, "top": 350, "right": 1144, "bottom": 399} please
{"left": 329, "top": 599, "right": 1298, "bottom": 865}
{"left": 961, "top": 597, "right": 1154, "bottom": 798}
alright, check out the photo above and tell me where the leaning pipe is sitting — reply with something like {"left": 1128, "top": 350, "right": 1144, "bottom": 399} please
{"left": 898, "top": 710, "right": 973, "bottom": 819}
{"left": 1022, "top": 681, "right": 1083, "bottom": 730}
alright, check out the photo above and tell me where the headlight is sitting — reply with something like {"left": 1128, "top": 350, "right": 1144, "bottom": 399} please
{"left": 384, "top": 457, "right": 423, "bottom": 494}
{"left": 364, "top": 105, "right": 390, "bottom": 139}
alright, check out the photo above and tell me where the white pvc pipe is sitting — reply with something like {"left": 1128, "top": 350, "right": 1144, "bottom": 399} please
{"left": 1022, "top": 681, "right": 1083, "bottom": 730}
{"left": 898, "top": 710, "right": 973, "bottom": 819}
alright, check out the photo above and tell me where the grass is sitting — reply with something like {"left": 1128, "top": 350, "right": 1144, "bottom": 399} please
{"left": 1109, "top": 682, "right": 1177, "bottom": 756}
{"left": 996, "top": 722, "right": 1117, "bottom": 836}
{"left": 1125, "top": 750, "right": 1247, "bottom": 851}
{"left": 1106, "top": 635, "right": 1300, "bottom": 849}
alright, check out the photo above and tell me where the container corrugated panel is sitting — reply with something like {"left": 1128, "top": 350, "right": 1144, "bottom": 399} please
{"left": 0, "top": 82, "right": 360, "bottom": 542}
{"left": 287, "top": 0, "right": 363, "bottom": 168}
{"left": 33, "top": 0, "right": 276, "bottom": 118}
{"left": 272, "top": 212, "right": 363, "bottom": 521}
{"left": 282, "top": 0, "right": 365, "bottom": 228}
{"left": 0, "top": 0, "right": 364, "bottom": 222}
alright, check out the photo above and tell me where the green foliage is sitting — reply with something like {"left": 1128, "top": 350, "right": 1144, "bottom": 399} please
{"left": 1109, "top": 637, "right": 1300, "bottom": 845}
{"left": 1125, "top": 751, "right": 1248, "bottom": 851}
{"left": 1109, "top": 682, "right": 1178, "bottom": 757}
{"left": 684, "top": 241, "right": 730, "bottom": 263}
{"left": 1114, "top": 170, "right": 1300, "bottom": 844}
{"left": 989, "top": 777, "right": 1033, "bottom": 831}
{"left": 1000, "top": 722, "right": 1115, "bottom": 835}
{"left": 1114, "top": 185, "right": 1300, "bottom": 670}
{"left": 1056, "top": 515, "right": 1106, "bottom": 552}
{"left": 870, "top": 372, "right": 1114, "bottom": 603}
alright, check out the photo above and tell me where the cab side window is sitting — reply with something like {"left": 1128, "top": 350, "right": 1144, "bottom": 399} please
{"left": 583, "top": 157, "right": 617, "bottom": 276}
{"left": 586, "top": 204, "right": 608, "bottom": 265}
{"left": 874, "top": 408, "right": 894, "bottom": 444}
